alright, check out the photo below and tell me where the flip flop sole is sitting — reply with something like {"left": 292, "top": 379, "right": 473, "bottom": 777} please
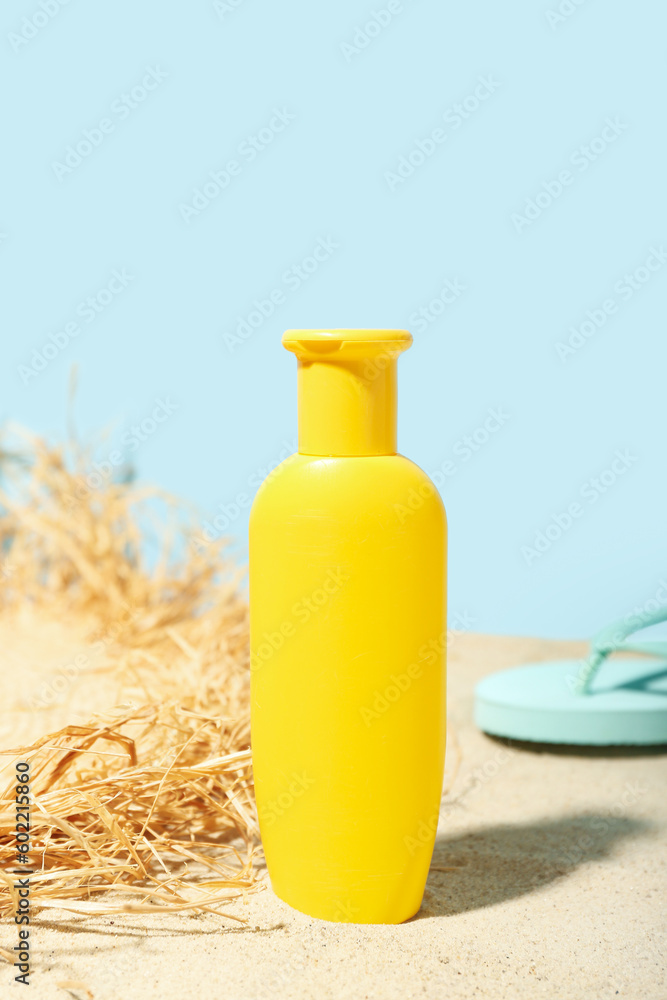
{"left": 474, "top": 658, "right": 667, "bottom": 745}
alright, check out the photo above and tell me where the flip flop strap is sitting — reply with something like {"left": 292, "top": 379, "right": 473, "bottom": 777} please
{"left": 575, "top": 603, "right": 667, "bottom": 694}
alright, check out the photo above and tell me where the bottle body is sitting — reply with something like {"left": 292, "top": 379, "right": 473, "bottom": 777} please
{"left": 250, "top": 451, "right": 446, "bottom": 923}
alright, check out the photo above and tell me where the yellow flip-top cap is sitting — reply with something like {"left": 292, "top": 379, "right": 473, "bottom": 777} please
{"left": 283, "top": 328, "right": 412, "bottom": 359}
{"left": 282, "top": 329, "right": 413, "bottom": 456}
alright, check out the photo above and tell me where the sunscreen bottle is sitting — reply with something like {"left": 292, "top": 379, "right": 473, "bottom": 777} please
{"left": 250, "top": 329, "right": 446, "bottom": 923}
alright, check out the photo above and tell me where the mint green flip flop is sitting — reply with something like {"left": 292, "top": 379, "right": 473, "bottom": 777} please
{"left": 474, "top": 605, "right": 667, "bottom": 745}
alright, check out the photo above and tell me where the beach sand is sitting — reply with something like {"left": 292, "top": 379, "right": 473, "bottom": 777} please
{"left": 1, "top": 619, "right": 665, "bottom": 1000}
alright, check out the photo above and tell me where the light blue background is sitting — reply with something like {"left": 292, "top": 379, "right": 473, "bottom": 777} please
{"left": 1, "top": 0, "right": 665, "bottom": 638}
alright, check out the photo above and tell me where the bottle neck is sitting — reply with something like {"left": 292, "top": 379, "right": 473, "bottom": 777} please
{"left": 297, "top": 355, "right": 398, "bottom": 457}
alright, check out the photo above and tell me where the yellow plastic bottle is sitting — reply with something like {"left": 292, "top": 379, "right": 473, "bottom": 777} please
{"left": 249, "top": 329, "right": 446, "bottom": 924}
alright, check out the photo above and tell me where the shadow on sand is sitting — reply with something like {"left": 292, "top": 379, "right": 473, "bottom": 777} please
{"left": 418, "top": 812, "right": 649, "bottom": 918}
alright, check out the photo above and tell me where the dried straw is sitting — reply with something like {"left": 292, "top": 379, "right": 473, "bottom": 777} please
{"left": 0, "top": 425, "right": 260, "bottom": 926}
